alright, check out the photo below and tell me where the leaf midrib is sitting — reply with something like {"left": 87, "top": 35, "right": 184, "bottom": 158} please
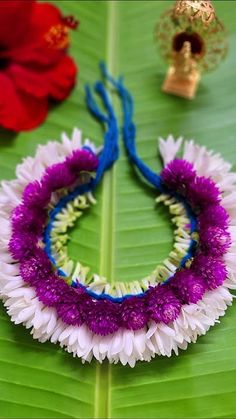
{"left": 94, "top": 1, "right": 118, "bottom": 418}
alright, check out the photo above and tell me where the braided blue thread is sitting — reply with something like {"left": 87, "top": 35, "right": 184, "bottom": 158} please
{"left": 72, "top": 282, "right": 145, "bottom": 303}
{"left": 43, "top": 64, "right": 198, "bottom": 303}
{"left": 44, "top": 78, "right": 119, "bottom": 265}
{"left": 100, "top": 63, "right": 197, "bottom": 251}
{"left": 100, "top": 63, "right": 165, "bottom": 192}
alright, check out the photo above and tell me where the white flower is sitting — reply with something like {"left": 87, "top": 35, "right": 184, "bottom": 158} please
{"left": 158, "top": 135, "right": 183, "bottom": 164}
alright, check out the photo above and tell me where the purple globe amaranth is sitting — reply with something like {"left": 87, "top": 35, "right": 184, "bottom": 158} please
{"left": 121, "top": 296, "right": 149, "bottom": 330}
{"left": 147, "top": 284, "right": 181, "bottom": 324}
{"left": 198, "top": 204, "right": 229, "bottom": 229}
{"left": 56, "top": 302, "right": 84, "bottom": 326}
{"left": 187, "top": 176, "right": 221, "bottom": 209}
{"left": 42, "top": 162, "right": 77, "bottom": 191}
{"left": 161, "top": 159, "right": 196, "bottom": 195}
{"left": 9, "top": 232, "right": 38, "bottom": 261}
{"left": 66, "top": 148, "right": 99, "bottom": 174}
{"left": 19, "top": 248, "right": 53, "bottom": 284}
{"left": 23, "top": 180, "right": 51, "bottom": 209}
{"left": 84, "top": 300, "right": 120, "bottom": 336}
{"left": 11, "top": 204, "right": 47, "bottom": 235}
{"left": 35, "top": 275, "right": 68, "bottom": 307}
{"left": 171, "top": 269, "right": 206, "bottom": 304}
{"left": 199, "top": 226, "right": 231, "bottom": 257}
{"left": 191, "top": 254, "right": 227, "bottom": 290}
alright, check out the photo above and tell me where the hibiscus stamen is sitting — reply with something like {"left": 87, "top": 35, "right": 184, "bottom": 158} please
{"left": 45, "top": 24, "right": 70, "bottom": 50}
{"left": 62, "top": 16, "right": 79, "bottom": 30}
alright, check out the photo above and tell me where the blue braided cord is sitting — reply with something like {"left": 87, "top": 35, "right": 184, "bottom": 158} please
{"left": 101, "top": 64, "right": 198, "bottom": 237}
{"left": 43, "top": 77, "right": 119, "bottom": 270}
{"left": 57, "top": 269, "right": 67, "bottom": 277}
{"left": 85, "top": 82, "right": 119, "bottom": 187}
{"left": 100, "top": 62, "right": 165, "bottom": 192}
{"left": 43, "top": 64, "right": 198, "bottom": 303}
{"left": 100, "top": 63, "right": 198, "bottom": 236}
{"left": 72, "top": 282, "right": 145, "bottom": 303}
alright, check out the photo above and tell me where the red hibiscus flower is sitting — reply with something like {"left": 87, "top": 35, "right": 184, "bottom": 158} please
{"left": 0, "top": 0, "right": 78, "bottom": 132}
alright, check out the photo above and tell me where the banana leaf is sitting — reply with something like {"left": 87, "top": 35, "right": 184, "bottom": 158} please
{"left": 0, "top": 1, "right": 236, "bottom": 418}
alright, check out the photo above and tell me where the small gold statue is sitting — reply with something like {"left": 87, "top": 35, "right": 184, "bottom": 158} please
{"left": 156, "top": 0, "right": 228, "bottom": 99}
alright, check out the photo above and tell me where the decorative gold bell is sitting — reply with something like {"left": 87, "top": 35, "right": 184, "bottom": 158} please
{"left": 155, "top": 0, "right": 228, "bottom": 99}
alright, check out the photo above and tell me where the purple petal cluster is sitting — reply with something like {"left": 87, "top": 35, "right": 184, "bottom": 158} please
{"left": 35, "top": 275, "right": 68, "bottom": 306}
{"left": 9, "top": 233, "right": 37, "bottom": 261}
{"left": 43, "top": 162, "right": 77, "bottom": 190}
{"left": 41, "top": 149, "right": 98, "bottom": 191}
{"left": 160, "top": 158, "right": 230, "bottom": 300}
{"left": 10, "top": 148, "right": 99, "bottom": 263}
{"left": 66, "top": 149, "right": 99, "bottom": 174}
{"left": 199, "top": 226, "right": 231, "bottom": 257}
{"left": 121, "top": 297, "right": 148, "bottom": 330}
{"left": 23, "top": 181, "right": 51, "bottom": 209}
{"left": 55, "top": 289, "right": 94, "bottom": 326}
{"left": 11, "top": 205, "right": 47, "bottom": 235}
{"left": 56, "top": 302, "right": 84, "bottom": 326}
{"left": 171, "top": 270, "right": 206, "bottom": 304}
{"left": 19, "top": 248, "right": 52, "bottom": 284}
{"left": 192, "top": 254, "right": 227, "bottom": 290}
{"left": 188, "top": 176, "right": 220, "bottom": 209}
{"left": 198, "top": 205, "right": 229, "bottom": 229}
{"left": 85, "top": 300, "right": 120, "bottom": 335}
{"left": 161, "top": 159, "right": 196, "bottom": 195}
{"left": 147, "top": 284, "right": 181, "bottom": 324}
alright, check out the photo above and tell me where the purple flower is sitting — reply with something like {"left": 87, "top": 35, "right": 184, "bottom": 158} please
{"left": 9, "top": 233, "right": 38, "bottom": 261}
{"left": 199, "top": 226, "right": 231, "bottom": 257}
{"left": 19, "top": 248, "right": 53, "bottom": 284}
{"left": 56, "top": 288, "right": 91, "bottom": 325}
{"left": 66, "top": 149, "right": 99, "bottom": 174}
{"left": 35, "top": 275, "right": 68, "bottom": 307}
{"left": 171, "top": 269, "right": 206, "bottom": 304}
{"left": 43, "top": 162, "right": 76, "bottom": 191}
{"left": 147, "top": 284, "right": 181, "bottom": 324}
{"left": 11, "top": 205, "right": 47, "bottom": 235}
{"left": 23, "top": 181, "right": 51, "bottom": 209}
{"left": 198, "top": 204, "right": 229, "bottom": 229}
{"left": 192, "top": 254, "right": 227, "bottom": 290}
{"left": 161, "top": 159, "right": 196, "bottom": 195}
{"left": 188, "top": 176, "right": 220, "bottom": 209}
{"left": 85, "top": 300, "right": 120, "bottom": 335}
{"left": 121, "top": 297, "right": 148, "bottom": 330}
{"left": 56, "top": 302, "right": 84, "bottom": 326}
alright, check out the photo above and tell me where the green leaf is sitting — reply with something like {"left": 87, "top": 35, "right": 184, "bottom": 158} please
{"left": 0, "top": 1, "right": 236, "bottom": 418}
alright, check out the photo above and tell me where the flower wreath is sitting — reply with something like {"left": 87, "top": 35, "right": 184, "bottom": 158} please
{"left": 0, "top": 66, "right": 235, "bottom": 367}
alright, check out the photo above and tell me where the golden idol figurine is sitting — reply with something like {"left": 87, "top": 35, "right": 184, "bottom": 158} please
{"left": 155, "top": 0, "right": 228, "bottom": 99}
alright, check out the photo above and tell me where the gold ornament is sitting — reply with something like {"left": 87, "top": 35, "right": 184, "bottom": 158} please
{"left": 155, "top": 0, "right": 228, "bottom": 99}
{"left": 174, "top": 0, "right": 216, "bottom": 25}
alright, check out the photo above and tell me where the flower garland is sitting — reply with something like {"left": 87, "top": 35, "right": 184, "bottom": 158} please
{"left": 0, "top": 67, "right": 236, "bottom": 366}
{"left": 6, "top": 142, "right": 232, "bottom": 332}
{"left": 0, "top": 130, "right": 235, "bottom": 366}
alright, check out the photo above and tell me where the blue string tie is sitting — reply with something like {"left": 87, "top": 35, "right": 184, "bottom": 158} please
{"left": 43, "top": 63, "right": 198, "bottom": 302}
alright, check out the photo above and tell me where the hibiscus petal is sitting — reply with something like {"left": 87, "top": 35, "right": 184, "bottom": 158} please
{"left": 0, "top": 1, "right": 34, "bottom": 48}
{"left": 30, "top": 1, "right": 63, "bottom": 40}
{"left": 9, "top": 2, "right": 65, "bottom": 67}
{"left": 48, "top": 56, "right": 77, "bottom": 100}
{"left": 7, "top": 64, "right": 50, "bottom": 99}
{"left": 0, "top": 73, "right": 48, "bottom": 132}
{"left": 7, "top": 56, "right": 77, "bottom": 101}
